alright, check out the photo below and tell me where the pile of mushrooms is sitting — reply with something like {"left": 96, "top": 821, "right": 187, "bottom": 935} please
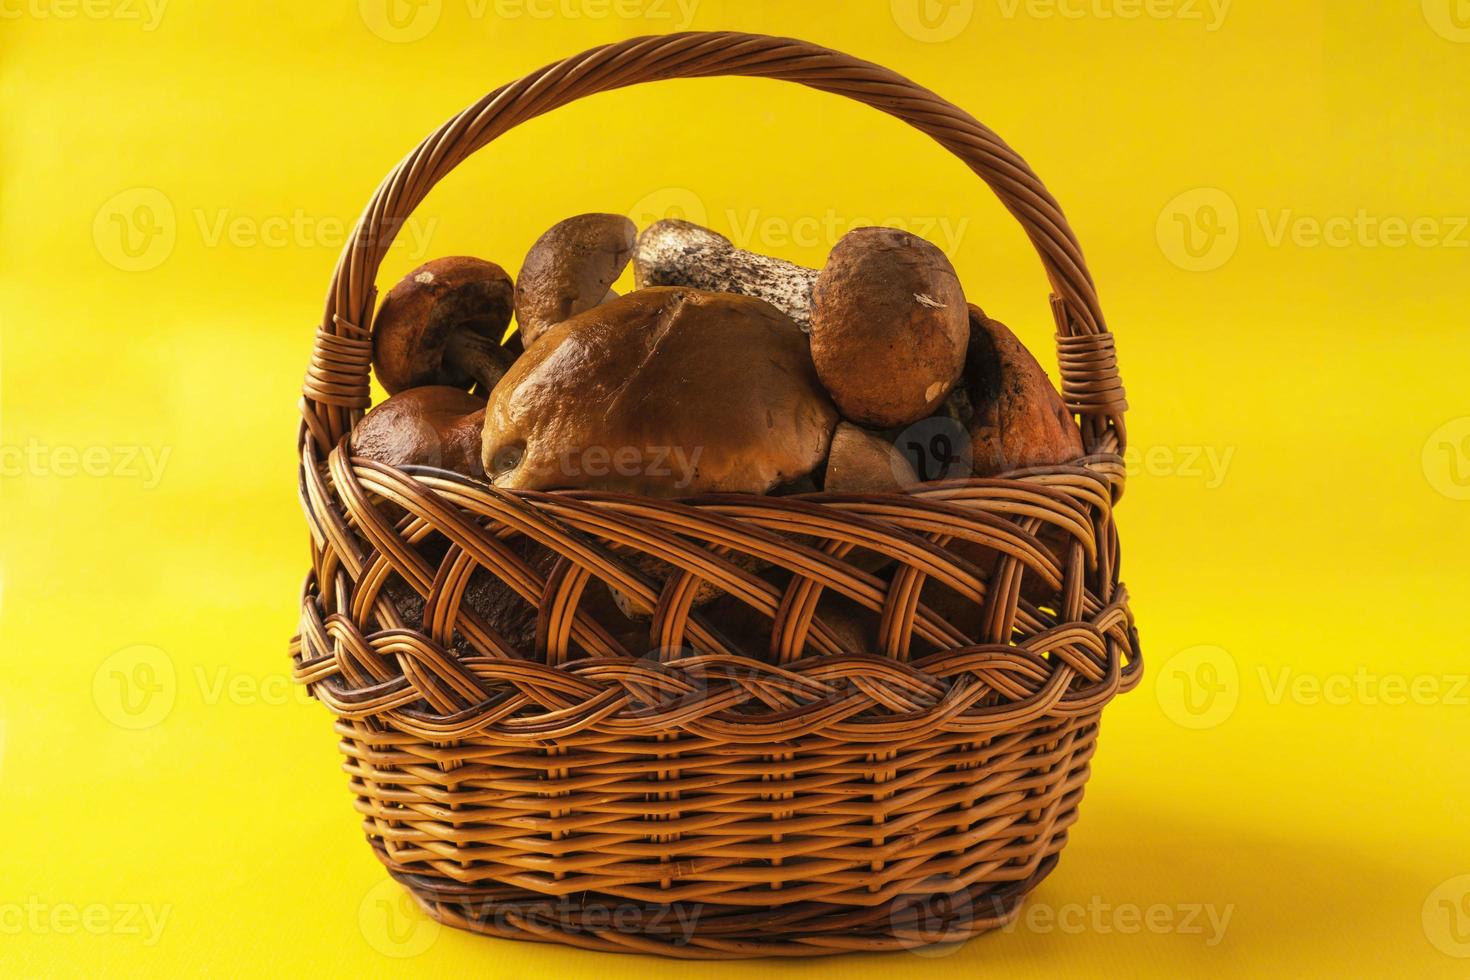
{"left": 350, "top": 211, "right": 1085, "bottom": 652}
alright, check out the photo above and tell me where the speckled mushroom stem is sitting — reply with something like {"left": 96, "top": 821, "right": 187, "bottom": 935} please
{"left": 633, "top": 219, "right": 820, "bottom": 331}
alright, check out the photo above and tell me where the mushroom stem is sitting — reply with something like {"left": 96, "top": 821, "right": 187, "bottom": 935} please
{"left": 633, "top": 220, "right": 819, "bottom": 330}
{"left": 370, "top": 256, "right": 515, "bottom": 395}
{"left": 445, "top": 328, "right": 515, "bottom": 394}
{"left": 824, "top": 422, "right": 919, "bottom": 493}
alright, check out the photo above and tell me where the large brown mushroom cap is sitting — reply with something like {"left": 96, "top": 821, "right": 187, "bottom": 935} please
{"left": 371, "top": 256, "right": 516, "bottom": 395}
{"left": 481, "top": 287, "right": 838, "bottom": 496}
{"left": 514, "top": 213, "right": 636, "bottom": 348}
{"left": 962, "top": 305, "right": 1083, "bottom": 475}
{"left": 810, "top": 227, "right": 969, "bottom": 428}
{"left": 350, "top": 385, "right": 486, "bottom": 478}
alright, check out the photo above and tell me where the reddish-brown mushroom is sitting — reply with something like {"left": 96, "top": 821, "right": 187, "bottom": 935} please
{"left": 810, "top": 227, "right": 969, "bottom": 429}
{"left": 350, "top": 386, "right": 486, "bottom": 477}
{"left": 960, "top": 305, "right": 1083, "bottom": 476}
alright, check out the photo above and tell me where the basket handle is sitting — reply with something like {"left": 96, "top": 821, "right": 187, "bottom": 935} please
{"left": 302, "top": 31, "right": 1127, "bottom": 456}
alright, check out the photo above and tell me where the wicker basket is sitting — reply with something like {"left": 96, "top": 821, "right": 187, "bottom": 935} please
{"left": 290, "top": 31, "right": 1140, "bottom": 959}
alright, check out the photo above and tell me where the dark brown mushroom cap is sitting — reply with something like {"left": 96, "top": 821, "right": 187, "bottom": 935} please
{"left": 810, "top": 227, "right": 969, "bottom": 428}
{"left": 514, "top": 213, "right": 636, "bottom": 348}
{"left": 371, "top": 256, "right": 515, "bottom": 395}
{"left": 962, "top": 305, "right": 1083, "bottom": 476}
{"left": 482, "top": 287, "right": 838, "bottom": 496}
{"left": 350, "top": 385, "right": 487, "bottom": 478}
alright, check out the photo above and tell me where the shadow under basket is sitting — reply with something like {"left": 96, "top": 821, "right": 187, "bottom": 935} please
{"left": 290, "top": 32, "right": 1141, "bottom": 959}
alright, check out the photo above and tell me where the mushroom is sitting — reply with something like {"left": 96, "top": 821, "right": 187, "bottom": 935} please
{"left": 822, "top": 422, "right": 919, "bottom": 493}
{"left": 371, "top": 256, "right": 517, "bottom": 395}
{"left": 634, "top": 221, "right": 969, "bottom": 429}
{"left": 480, "top": 287, "right": 838, "bottom": 496}
{"left": 350, "top": 385, "right": 486, "bottom": 477}
{"left": 514, "top": 213, "right": 636, "bottom": 348}
{"left": 810, "top": 227, "right": 969, "bottom": 428}
{"left": 634, "top": 219, "right": 819, "bottom": 329}
{"left": 961, "top": 305, "right": 1083, "bottom": 475}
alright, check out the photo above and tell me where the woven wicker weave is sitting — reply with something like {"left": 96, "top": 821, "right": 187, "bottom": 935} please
{"left": 290, "top": 31, "right": 1140, "bottom": 958}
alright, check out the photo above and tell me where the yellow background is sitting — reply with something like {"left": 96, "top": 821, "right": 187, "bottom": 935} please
{"left": 2, "top": 1, "right": 1467, "bottom": 975}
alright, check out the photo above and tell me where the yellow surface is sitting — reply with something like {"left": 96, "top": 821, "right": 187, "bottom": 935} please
{"left": 2, "top": 2, "right": 1467, "bottom": 976}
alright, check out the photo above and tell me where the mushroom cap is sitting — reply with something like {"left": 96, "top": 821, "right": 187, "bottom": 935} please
{"left": 371, "top": 256, "right": 515, "bottom": 394}
{"left": 810, "top": 227, "right": 969, "bottom": 428}
{"left": 823, "top": 422, "right": 919, "bottom": 493}
{"left": 962, "top": 305, "right": 1083, "bottom": 475}
{"left": 514, "top": 213, "right": 636, "bottom": 348}
{"left": 482, "top": 287, "right": 838, "bottom": 496}
{"left": 350, "top": 385, "right": 487, "bottom": 478}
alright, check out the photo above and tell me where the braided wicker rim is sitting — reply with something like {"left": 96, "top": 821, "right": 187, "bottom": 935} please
{"left": 292, "top": 32, "right": 1140, "bottom": 959}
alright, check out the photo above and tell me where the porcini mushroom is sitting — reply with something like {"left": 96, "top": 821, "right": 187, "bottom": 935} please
{"left": 809, "top": 227, "right": 969, "bottom": 429}
{"left": 634, "top": 221, "right": 969, "bottom": 429}
{"left": 514, "top": 213, "right": 636, "bottom": 348}
{"left": 480, "top": 287, "right": 838, "bottom": 496}
{"left": 371, "top": 256, "right": 516, "bottom": 395}
{"left": 961, "top": 305, "right": 1083, "bottom": 475}
{"left": 350, "top": 385, "right": 487, "bottom": 477}
{"left": 823, "top": 422, "right": 919, "bottom": 493}
{"left": 634, "top": 219, "right": 819, "bottom": 329}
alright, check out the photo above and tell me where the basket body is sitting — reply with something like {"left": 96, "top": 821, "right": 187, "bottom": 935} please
{"left": 290, "top": 33, "right": 1140, "bottom": 959}
{"left": 346, "top": 711, "right": 1104, "bottom": 955}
